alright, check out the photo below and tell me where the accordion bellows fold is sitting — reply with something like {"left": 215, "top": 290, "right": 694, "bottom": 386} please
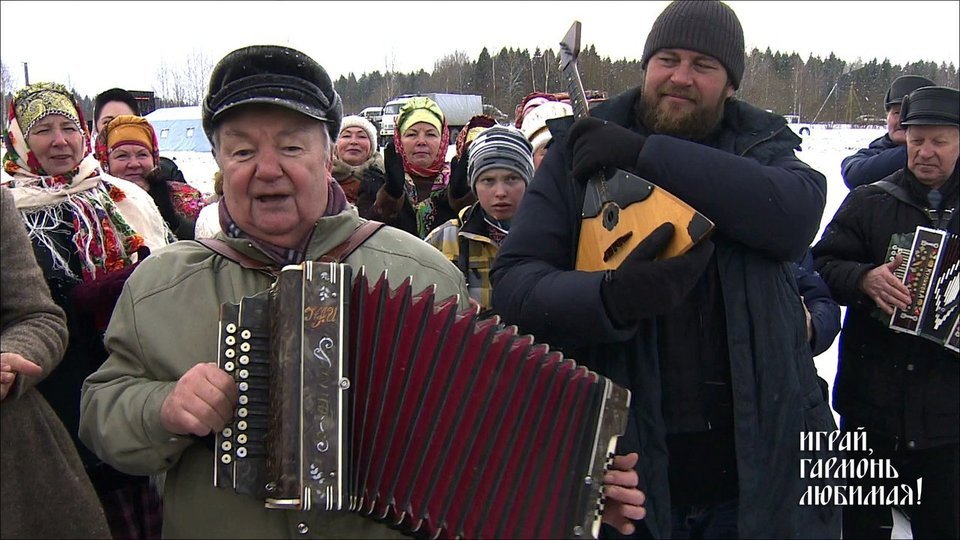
{"left": 214, "top": 261, "right": 631, "bottom": 539}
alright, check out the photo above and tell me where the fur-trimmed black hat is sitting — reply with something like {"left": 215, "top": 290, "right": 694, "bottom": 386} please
{"left": 202, "top": 45, "right": 343, "bottom": 144}
{"left": 641, "top": 0, "right": 745, "bottom": 89}
{"left": 884, "top": 75, "right": 935, "bottom": 111}
{"left": 900, "top": 86, "right": 960, "bottom": 127}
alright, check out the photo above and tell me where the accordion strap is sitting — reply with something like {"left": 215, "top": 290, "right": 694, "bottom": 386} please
{"left": 195, "top": 220, "right": 385, "bottom": 275}
{"left": 319, "top": 220, "right": 385, "bottom": 263}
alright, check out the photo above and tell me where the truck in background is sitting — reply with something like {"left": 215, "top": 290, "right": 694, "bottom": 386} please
{"left": 378, "top": 93, "right": 483, "bottom": 148}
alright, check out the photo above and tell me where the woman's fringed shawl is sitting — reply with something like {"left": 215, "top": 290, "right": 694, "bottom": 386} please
{"left": 3, "top": 107, "right": 146, "bottom": 282}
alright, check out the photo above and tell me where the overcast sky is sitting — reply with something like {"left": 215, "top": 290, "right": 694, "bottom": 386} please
{"left": 1, "top": 0, "right": 958, "bottom": 98}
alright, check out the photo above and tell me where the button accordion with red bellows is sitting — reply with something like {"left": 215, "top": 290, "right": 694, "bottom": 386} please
{"left": 213, "top": 261, "right": 631, "bottom": 538}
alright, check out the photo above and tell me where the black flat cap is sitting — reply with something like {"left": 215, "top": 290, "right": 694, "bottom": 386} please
{"left": 900, "top": 86, "right": 960, "bottom": 127}
{"left": 202, "top": 45, "right": 343, "bottom": 144}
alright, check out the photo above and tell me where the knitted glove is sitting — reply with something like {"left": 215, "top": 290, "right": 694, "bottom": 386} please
{"left": 448, "top": 146, "right": 472, "bottom": 200}
{"left": 382, "top": 142, "right": 407, "bottom": 198}
{"left": 568, "top": 117, "right": 646, "bottom": 183}
{"left": 600, "top": 223, "right": 714, "bottom": 327}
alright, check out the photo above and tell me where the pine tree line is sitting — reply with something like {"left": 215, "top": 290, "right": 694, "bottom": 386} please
{"left": 3, "top": 46, "right": 958, "bottom": 129}
{"left": 333, "top": 46, "right": 959, "bottom": 125}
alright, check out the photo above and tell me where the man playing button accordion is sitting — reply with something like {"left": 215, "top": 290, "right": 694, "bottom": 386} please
{"left": 79, "top": 45, "right": 643, "bottom": 538}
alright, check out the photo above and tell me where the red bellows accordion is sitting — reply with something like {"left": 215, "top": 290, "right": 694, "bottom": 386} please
{"left": 213, "top": 261, "right": 631, "bottom": 538}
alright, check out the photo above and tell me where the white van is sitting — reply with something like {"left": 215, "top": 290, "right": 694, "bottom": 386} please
{"left": 378, "top": 96, "right": 414, "bottom": 147}
{"left": 359, "top": 106, "right": 383, "bottom": 128}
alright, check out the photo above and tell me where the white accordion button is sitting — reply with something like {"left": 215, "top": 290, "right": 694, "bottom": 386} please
{"left": 238, "top": 408, "right": 248, "bottom": 418}
{"left": 225, "top": 336, "right": 236, "bottom": 346}
{"left": 237, "top": 420, "right": 248, "bottom": 431}
{"left": 237, "top": 434, "right": 248, "bottom": 444}
{"left": 221, "top": 441, "right": 232, "bottom": 451}
{"left": 221, "top": 454, "right": 232, "bottom": 464}
{"left": 225, "top": 349, "right": 236, "bottom": 359}
{"left": 225, "top": 323, "right": 237, "bottom": 334}
{"left": 241, "top": 329, "right": 252, "bottom": 339}
{"left": 240, "top": 342, "right": 251, "bottom": 353}
{"left": 237, "top": 447, "right": 247, "bottom": 458}
{"left": 238, "top": 369, "right": 249, "bottom": 380}
{"left": 239, "top": 355, "right": 250, "bottom": 365}
{"left": 238, "top": 382, "right": 249, "bottom": 392}
{"left": 224, "top": 361, "right": 235, "bottom": 372}
{"left": 221, "top": 427, "right": 233, "bottom": 438}
{"left": 239, "top": 395, "right": 249, "bottom": 405}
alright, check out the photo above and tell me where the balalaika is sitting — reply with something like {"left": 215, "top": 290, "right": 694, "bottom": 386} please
{"left": 213, "top": 261, "right": 631, "bottom": 538}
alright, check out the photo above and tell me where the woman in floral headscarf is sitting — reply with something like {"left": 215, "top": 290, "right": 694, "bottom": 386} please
{"left": 373, "top": 96, "right": 466, "bottom": 238}
{"left": 1, "top": 82, "right": 166, "bottom": 540}
{"left": 96, "top": 114, "right": 205, "bottom": 240}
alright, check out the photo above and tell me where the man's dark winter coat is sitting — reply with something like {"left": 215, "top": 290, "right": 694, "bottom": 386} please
{"left": 491, "top": 88, "right": 841, "bottom": 538}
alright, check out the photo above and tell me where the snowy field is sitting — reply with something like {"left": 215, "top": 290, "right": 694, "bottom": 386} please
{"left": 794, "top": 124, "right": 885, "bottom": 426}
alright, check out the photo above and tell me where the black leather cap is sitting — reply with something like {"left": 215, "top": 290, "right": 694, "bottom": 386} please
{"left": 202, "top": 45, "right": 343, "bottom": 144}
{"left": 884, "top": 75, "right": 934, "bottom": 111}
{"left": 900, "top": 86, "right": 960, "bottom": 127}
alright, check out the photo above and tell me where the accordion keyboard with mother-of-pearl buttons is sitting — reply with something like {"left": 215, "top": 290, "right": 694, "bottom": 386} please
{"left": 214, "top": 261, "right": 631, "bottom": 539}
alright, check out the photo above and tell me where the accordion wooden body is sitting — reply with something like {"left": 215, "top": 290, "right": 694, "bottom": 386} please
{"left": 213, "top": 261, "right": 631, "bottom": 538}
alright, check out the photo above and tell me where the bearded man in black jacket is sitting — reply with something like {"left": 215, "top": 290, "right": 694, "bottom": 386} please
{"left": 491, "top": 1, "right": 839, "bottom": 538}
{"left": 813, "top": 85, "right": 959, "bottom": 540}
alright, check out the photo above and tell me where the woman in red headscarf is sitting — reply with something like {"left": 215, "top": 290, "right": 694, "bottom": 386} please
{"left": 371, "top": 96, "right": 466, "bottom": 238}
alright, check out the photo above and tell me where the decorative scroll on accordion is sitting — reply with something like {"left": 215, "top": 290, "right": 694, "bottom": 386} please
{"left": 883, "top": 226, "right": 959, "bottom": 352}
{"left": 213, "top": 261, "right": 631, "bottom": 538}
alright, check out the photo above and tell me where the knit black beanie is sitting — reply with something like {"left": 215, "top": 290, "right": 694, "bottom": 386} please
{"left": 641, "top": 0, "right": 745, "bottom": 89}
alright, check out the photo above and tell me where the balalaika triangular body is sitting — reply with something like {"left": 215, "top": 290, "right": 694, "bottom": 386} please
{"left": 559, "top": 21, "right": 714, "bottom": 271}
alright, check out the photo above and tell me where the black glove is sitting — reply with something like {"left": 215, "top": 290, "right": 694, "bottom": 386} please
{"left": 382, "top": 142, "right": 407, "bottom": 198}
{"left": 448, "top": 146, "right": 472, "bottom": 200}
{"left": 568, "top": 117, "right": 646, "bottom": 183}
{"left": 147, "top": 176, "right": 180, "bottom": 226}
{"left": 599, "top": 223, "right": 714, "bottom": 327}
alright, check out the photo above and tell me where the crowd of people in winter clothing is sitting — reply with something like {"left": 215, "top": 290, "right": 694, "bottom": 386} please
{"left": 1, "top": 1, "right": 957, "bottom": 539}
